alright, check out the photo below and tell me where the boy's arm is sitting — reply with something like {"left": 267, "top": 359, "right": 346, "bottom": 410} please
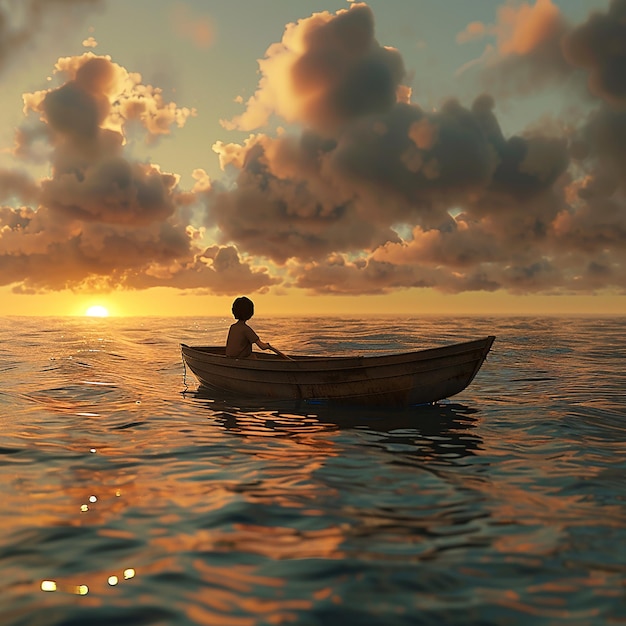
{"left": 244, "top": 324, "right": 268, "bottom": 350}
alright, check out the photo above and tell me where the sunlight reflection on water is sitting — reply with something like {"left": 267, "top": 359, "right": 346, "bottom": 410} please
{"left": 0, "top": 315, "right": 625, "bottom": 625}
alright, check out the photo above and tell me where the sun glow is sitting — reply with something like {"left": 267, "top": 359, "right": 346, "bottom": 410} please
{"left": 85, "top": 305, "right": 109, "bottom": 317}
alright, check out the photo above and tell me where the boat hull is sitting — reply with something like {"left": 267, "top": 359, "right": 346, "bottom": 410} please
{"left": 181, "top": 336, "right": 494, "bottom": 406}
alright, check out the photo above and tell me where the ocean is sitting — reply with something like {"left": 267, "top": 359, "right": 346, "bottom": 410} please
{"left": 1, "top": 315, "right": 625, "bottom": 625}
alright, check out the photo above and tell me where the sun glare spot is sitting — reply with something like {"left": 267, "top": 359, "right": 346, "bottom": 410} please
{"left": 85, "top": 305, "right": 109, "bottom": 317}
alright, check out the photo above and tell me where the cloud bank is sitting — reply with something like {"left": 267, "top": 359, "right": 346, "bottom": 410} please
{"left": 1, "top": 53, "right": 276, "bottom": 295}
{"left": 1, "top": 1, "right": 625, "bottom": 299}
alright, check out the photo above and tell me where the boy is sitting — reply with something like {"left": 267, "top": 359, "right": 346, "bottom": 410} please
{"left": 225, "top": 297, "right": 271, "bottom": 358}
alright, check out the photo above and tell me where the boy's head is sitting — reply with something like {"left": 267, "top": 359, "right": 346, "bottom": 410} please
{"left": 232, "top": 296, "right": 254, "bottom": 321}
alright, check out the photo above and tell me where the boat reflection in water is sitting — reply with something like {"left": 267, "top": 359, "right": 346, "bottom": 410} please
{"left": 185, "top": 385, "right": 484, "bottom": 466}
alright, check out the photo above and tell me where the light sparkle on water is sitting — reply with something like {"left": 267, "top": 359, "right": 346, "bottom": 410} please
{"left": 7, "top": 315, "right": 626, "bottom": 624}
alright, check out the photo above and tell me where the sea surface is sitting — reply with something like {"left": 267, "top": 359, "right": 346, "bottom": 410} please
{"left": 1, "top": 315, "right": 625, "bottom": 626}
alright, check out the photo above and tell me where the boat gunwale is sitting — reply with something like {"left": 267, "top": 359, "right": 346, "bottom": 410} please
{"left": 181, "top": 336, "right": 495, "bottom": 372}
{"left": 183, "top": 352, "right": 488, "bottom": 386}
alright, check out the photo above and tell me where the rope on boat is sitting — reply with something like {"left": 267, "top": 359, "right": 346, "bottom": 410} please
{"left": 180, "top": 345, "right": 189, "bottom": 393}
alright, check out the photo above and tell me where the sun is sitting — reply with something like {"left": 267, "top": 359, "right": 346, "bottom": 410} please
{"left": 85, "top": 305, "right": 109, "bottom": 317}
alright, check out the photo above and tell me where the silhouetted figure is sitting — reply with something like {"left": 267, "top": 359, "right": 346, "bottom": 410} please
{"left": 225, "top": 297, "right": 271, "bottom": 358}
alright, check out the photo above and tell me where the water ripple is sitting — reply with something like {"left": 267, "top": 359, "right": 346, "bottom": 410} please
{"left": 0, "top": 316, "right": 625, "bottom": 625}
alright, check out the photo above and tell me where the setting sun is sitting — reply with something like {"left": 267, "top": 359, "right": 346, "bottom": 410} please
{"left": 85, "top": 305, "right": 109, "bottom": 317}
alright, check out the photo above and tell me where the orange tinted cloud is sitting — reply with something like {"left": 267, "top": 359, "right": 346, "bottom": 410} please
{"left": 202, "top": 3, "right": 626, "bottom": 296}
{"left": 562, "top": 0, "right": 626, "bottom": 106}
{"left": 456, "top": 21, "right": 490, "bottom": 45}
{"left": 456, "top": 0, "right": 564, "bottom": 54}
{"left": 207, "top": 91, "right": 568, "bottom": 278}
{"left": 457, "top": 0, "right": 573, "bottom": 95}
{"left": 496, "top": 0, "right": 563, "bottom": 56}
{"left": 1, "top": 3, "right": 626, "bottom": 300}
{"left": 222, "top": 3, "right": 405, "bottom": 135}
{"left": 171, "top": 3, "right": 215, "bottom": 50}
{"left": 0, "top": 54, "right": 275, "bottom": 295}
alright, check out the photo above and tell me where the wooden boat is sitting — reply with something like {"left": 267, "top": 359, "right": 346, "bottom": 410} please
{"left": 180, "top": 336, "right": 495, "bottom": 407}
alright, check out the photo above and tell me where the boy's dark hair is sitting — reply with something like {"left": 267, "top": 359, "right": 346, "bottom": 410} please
{"left": 232, "top": 296, "right": 254, "bottom": 321}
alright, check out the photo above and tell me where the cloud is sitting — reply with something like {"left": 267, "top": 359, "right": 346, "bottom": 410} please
{"left": 562, "top": 0, "right": 626, "bottom": 106}
{"left": 207, "top": 90, "right": 568, "bottom": 268}
{"left": 1, "top": 2, "right": 626, "bottom": 301}
{"left": 494, "top": 0, "right": 565, "bottom": 57}
{"left": 291, "top": 254, "right": 453, "bottom": 295}
{"left": 123, "top": 245, "right": 279, "bottom": 294}
{"left": 0, "top": 193, "right": 278, "bottom": 294}
{"left": 209, "top": 133, "right": 399, "bottom": 264}
{"left": 0, "top": 53, "right": 275, "bottom": 295}
{"left": 18, "top": 54, "right": 195, "bottom": 225}
{"left": 171, "top": 3, "right": 215, "bottom": 50}
{"left": 203, "top": 2, "right": 624, "bottom": 297}
{"left": 221, "top": 3, "right": 405, "bottom": 135}
{"left": 456, "top": 0, "right": 576, "bottom": 96}
{"left": 456, "top": 21, "right": 490, "bottom": 45}
{"left": 0, "top": 169, "right": 39, "bottom": 204}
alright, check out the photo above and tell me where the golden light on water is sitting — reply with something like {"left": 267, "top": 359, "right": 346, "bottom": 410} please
{"left": 40, "top": 580, "right": 89, "bottom": 595}
{"left": 85, "top": 305, "right": 109, "bottom": 317}
{"left": 41, "top": 569, "right": 135, "bottom": 595}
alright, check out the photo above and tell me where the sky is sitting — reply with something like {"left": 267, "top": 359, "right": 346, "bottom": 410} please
{"left": 0, "top": 0, "right": 625, "bottom": 317}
